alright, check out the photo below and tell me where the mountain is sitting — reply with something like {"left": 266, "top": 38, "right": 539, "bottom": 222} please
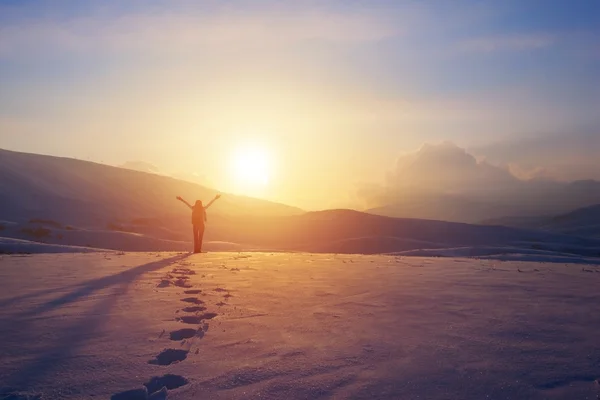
{"left": 543, "top": 204, "right": 600, "bottom": 238}
{"left": 218, "top": 209, "right": 600, "bottom": 256}
{"left": 2, "top": 148, "right": 600, "bottom": 259}
{"left": 367, "top": 193, "right": 520, "bottom": 224}
{"left": 484, "top": 203, "right": 600, "bottom": 239}
{"left": 4, "top": 207, "right": 600, "bottom": 260}
{"left": 362, "top": 142, "right": 600, "bottom": 223}
{"left": 0, "top": 148, "right": 302, "bottom": 234}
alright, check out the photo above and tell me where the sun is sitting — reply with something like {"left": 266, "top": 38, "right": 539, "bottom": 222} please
{"left": 230, "top": 144, "right": 271, "bottom": 193}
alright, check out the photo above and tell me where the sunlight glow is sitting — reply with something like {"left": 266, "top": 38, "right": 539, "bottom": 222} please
{"left": 229, "top": 143, "right": 272, "bottom": 195}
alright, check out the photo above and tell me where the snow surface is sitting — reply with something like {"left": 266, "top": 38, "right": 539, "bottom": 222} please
{"left": 0, "top": 237, "right": 100, "bottom": 254}
{"left": 0, "top": 237, "right": 251, "bottom": 255}
{"left": 1, "top": 252, "right": 599, "bottom": 399}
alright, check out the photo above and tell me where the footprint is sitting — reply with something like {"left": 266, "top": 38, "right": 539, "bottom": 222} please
{"left": 181, "top": 297, "right": 204, "bottom": 305}
{"left": 169, "top": 328, "right": 197, "bottom": 341}
{"left": 177, "top": 315, "right": 202, "bottom": 324}
{"left": 149, "top": 349, "right": 188, "bottom": 365}
{"left": 174, "top": 279, "right": 192, "bottom": 288}
{"left": 214, "top": 288, "right": 227, "bottom": 292}
{"left": 144, "top": 374, "right": 189, "bottom": 394}
{"left": 156, "top": 280, "right": 171, "bottom": 288}
{"left": 198, "top": 312, "right": 218, "bottom": 320}
{"left": 173, "top": 268, "right": 196, "bottom": 275}
{"left": 184, "top": 289, "right": 202, "bottom": 294}
{"left": 182, "top": 306, "right": 207, "bottom": 313}
{"left": 177, "top": 313, "right": 217, "bottom": 324}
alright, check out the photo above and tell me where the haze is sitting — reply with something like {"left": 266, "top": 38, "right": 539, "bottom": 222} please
{"left": 1, "top": 0, "right": 599, "bottom": 210}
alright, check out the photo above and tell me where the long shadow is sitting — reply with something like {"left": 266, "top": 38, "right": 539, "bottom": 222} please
{"left": 17, "top": 254, "right": 189, "bottom": 319}
{"left": 0, "top": 285, "right": 82, "bottom": 309}
{"left": 1, "top": 254, "right": 190, "bottom": 390}
{"left": 1, "top": 254, "right": 189, "bottom": 310}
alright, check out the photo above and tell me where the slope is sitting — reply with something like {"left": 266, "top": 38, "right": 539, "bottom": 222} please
{"left": 0, "top": 148, "right": 302, "bottom": 231}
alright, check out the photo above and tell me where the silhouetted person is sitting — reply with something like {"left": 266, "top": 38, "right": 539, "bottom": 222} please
{"left": 176, "top": 194, "right": 221, "bottom": 253}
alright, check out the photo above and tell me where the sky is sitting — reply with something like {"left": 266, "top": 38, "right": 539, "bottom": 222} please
{"left": 1, "top": 0, "right": 599, "bottom": 210}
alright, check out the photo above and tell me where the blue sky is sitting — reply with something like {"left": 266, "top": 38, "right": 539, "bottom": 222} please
{"left": 1, "top": 0, "right": 599, "bottom": 208}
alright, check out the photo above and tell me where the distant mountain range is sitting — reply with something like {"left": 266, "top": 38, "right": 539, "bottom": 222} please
{"left": 2, "top": 205, "right": 600, "bottom": 260}
{"left": 208, "top": 209, "right": 600, "bottom": 256}
{"left": 2, "top": 147, "right": 600, "bottom": 259}
{"left": 362, "top": 142, "right": 600, "bottom": 223}
{"left": 483, "top": 203, "right": 600, "bottom": 239}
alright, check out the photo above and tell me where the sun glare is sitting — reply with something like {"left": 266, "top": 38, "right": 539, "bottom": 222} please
{"left": 230, "top": 144, "right": 272, "bottom": 194}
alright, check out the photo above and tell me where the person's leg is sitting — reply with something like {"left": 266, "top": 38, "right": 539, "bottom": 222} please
{"left": 193, "top": 225, "right": 200, "bottom": 253}
{"left": 197, "top": 225, "right": 205, "bottom": 253}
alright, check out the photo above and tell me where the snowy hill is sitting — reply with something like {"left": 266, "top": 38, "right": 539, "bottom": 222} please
{"left": 543, "top": 203, "right": 600, "bottom": 236}
{"left": 0, "top": 148, "right": 302, "bottom": 241}
{"left": 212, "top": 209, "right": 600, "bottom": 258}
{"left": 485, "top": 203, "right": 600, "bottom": 238}
{"left": 3, "top": 204, "right": 600, "bottom": 259}
{"left": 2, "top": 148, "right": 600, "bottom": 260}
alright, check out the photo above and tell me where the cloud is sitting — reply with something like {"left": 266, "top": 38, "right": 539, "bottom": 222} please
{"left": 388, "top": 142, "right": 517, "bottom": 190}
{"left": 473, "top": 131, "right": 600, "bottom": 181}
{"left": 457, "top": 34, "right": 554, "bottom": 53}
{"left": 0, "top": 8, "right": 401, "bottom": 58}
{"left": 357, "top": 141, "right": 600, "bottom": 223}
{"left": 506, "top": 163, "right": 557, "bottom": 181}
{"left": 359, "top": 142, "right": 521, "bottom": 207}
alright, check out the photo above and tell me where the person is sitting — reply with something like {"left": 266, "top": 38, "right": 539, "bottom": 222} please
{"left": 176, "top": 194, "right": 221, "bottom": 253}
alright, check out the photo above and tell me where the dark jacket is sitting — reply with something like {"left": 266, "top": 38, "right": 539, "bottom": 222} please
{"left": 192, "top": 205, "right": 206, "bottom": 226}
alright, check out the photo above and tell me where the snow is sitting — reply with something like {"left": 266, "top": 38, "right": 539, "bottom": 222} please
{"left": 0, "top": 236, "right": 251, "bottom": 255}
{"left": 0, "top": 237, "right": 100, "bottom": 254}
{"left": 1, "top": 252, "right": 599, "bottom": 399}
{"left": 390, "top": 246, "right": 600, "bottom": 264}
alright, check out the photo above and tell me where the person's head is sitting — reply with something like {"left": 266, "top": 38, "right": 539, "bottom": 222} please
{"left": 194, "top": 200, "right": 203, "bottom": 208}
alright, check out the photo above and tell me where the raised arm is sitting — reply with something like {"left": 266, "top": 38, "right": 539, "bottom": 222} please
{"left": 176, "top": 196, "right": 193, "bottom": 210}
{"left": 204, "top": 194, "right": 221, "bottom": 210}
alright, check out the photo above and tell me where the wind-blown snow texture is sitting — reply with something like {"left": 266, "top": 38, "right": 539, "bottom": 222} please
{"left": 0, "top": 252, "right": 599, "bottom": 399}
